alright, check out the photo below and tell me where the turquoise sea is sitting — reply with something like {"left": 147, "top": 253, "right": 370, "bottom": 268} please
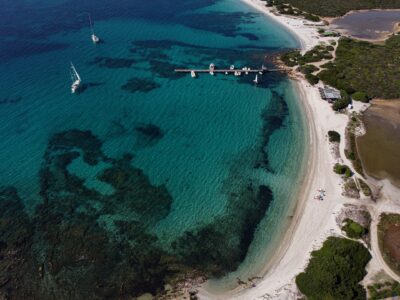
{"left": 0, "top": 0, "right": 307, "bottom": 298}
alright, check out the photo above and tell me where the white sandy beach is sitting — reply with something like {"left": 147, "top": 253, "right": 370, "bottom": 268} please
{"left": 197, "top": 1, "right": 400, "bottom": 299}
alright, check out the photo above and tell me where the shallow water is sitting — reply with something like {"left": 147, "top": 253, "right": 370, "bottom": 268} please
{"left": 0, "top": 0, "right": 306, "bottom": 298}
{"left": 331, "top": 10, "right": 400, "bottom": 40}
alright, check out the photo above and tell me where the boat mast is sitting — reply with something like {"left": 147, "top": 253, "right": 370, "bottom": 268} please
{"left": 70, "top": 62, "right": 81, "bottom": 82}
{"left": 88, "top": 13, "right": 95, "bottom": 35}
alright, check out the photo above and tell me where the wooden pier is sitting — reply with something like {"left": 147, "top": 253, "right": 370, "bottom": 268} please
{"left": 174, "top": 69, "right": 266, "bottom": 74}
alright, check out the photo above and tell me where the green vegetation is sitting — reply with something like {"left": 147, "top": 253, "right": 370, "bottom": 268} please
{"left": 352, "top": 92, "right": 369, "bottom": 103}
{"left": 328, "top": 130, "right": 340, "bottom": 143}
{"left": 332, "top": 90, "right": 351, "bottom": 111}
{"left": 317, "top": 36, "right": 400, "bottom": 99}
{"left": 368, "top": 281, "right": 400, "bottom": 300}
{"left": 298, "top": 64, "right": 318, "bottom": 75}
{"left": 281, "top": 44, "right": 334, "bottom": 67}
{"left": 296, "top": 236, "right": 371, "bottom": 300}
{"left": 378, "top": 213, "right": 400, "bottom": 275}
{"left": 358, "top": 179, "right": 372, "bottom": 197}
{"left": 265, "top": 1, "right": 320, "bottom": 20}
{"left": 345, "top": 115, "right": 364, "bottom": 177}
{"left": 342, "top": 219, "right": 367, "bottom": 239}
{"left": 305, "top": 73, "right": 319, "bottom": 85}
{"left": 334, "top": 163, "right": 352, "bottom": 178}
{"left": 270, "top": 0, "right": 400, "bottom": 17}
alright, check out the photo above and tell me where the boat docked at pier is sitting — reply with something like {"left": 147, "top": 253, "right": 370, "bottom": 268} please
{"left": 209, "top": 63, "right": 215, "bottom": 76}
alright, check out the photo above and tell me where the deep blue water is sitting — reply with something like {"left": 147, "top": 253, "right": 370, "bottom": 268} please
{"left": 0, "top": 0, "right": 306, "bottom": 298}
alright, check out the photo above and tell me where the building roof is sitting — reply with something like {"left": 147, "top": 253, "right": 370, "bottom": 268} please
{"left": 319, "top": 86, "right": 341, "bottom": 100}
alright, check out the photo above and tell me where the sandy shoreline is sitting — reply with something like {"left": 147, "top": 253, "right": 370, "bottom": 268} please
{"left": 198, "top": 1, "right": 400, "bottom": 299}
{"left": 198, "top": 1, "right": 353, "bottom": 299}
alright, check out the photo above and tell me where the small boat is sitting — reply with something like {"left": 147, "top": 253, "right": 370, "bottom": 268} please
{"left": 234, "top": 71, "right": 241, "bottom": 76}
{"left": 230, "top": 65, "right": 235, "bottom": 70}
{"left": 191, "top": 70, "right": 196, "bottom": 78}
{"left": 70, "top": 62, "right": 81, "bottom": 93}
{"left": 88, "top": 14, "right": 100, "bottom": 44}
{"left": 225, "top": 71, "right": 228, "bottom": 75}
{"left": 209, "top": 63, "right": 215, "bottom": 75}
{"left": 253, "top": 74, "right": 258, "bottom": 84}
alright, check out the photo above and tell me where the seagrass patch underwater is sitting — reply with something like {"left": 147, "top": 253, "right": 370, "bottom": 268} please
{"left": 0, "top": 0, "right": 306, "bottom": 298}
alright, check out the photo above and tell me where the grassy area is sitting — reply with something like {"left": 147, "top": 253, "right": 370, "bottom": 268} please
{"left": 296, "top": 236, "right": 371, "bottom": 299}
{"left": 317, "top": 36, "right": 400, "bottom": 99}
{"left": 269, "top": 0, "right": 400, "bottom": 17}
{"left": 342, "top": 219, "right": 367, "bottom": 239}
{"left": 368, "top": 281, "right": 400, "bottom": 300}
{"left": 378, "top": 213, "right": 400, "bottom": 276}
{"left": 328, "top": 130, "right": 340, "bottom": 143}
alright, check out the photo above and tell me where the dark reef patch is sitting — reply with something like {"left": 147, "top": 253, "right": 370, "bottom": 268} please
{"left": 0, "top": 96, "right": 22, "bottom": 105}
{"left": 89, "top": 56, "right": 136, "bottom": 69}
{"left": 121, "top": 77, "right": 161, "bottom": 93}
{"left": 240, "top": 33, "right": 259, "bottom": 41}
{"left": 173, "top": 183, "right": 272, "bottom": 277}
{"left": 0, "top": 127, "right": 277, "bottom": 298}
{"left": 0, "top": 40, "right": 69, "bottom": 63}
{"left": 76, "top": 82, "right": 105, "bottom": 94}
{"left": 135, "top": 123, "right": 164, "bottom": 147}
{"left": 255, "top": 90, "right": 289, "bottom": 172}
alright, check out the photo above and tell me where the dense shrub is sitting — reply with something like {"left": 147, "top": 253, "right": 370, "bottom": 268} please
{"left": 328, "top": 130, "right": 340, "bottom": 143}
{"left": 280, "top": 50, "right": 302, "bottom": 67}
{"left": 272, "top": 0, "right": 400, "bottom": 17}
{"left": 332, "top": 90, "right": 351, "bottom": 111}
{"left": 304, "top": 13, "right": 320, "bottom": 22}
{"left": 296, "top": 237, "right": 371, "bottom": 299}
{"left": 334, "top": 163, "right": 352, "bottom": 177}
{"left": 305, "top": 73, "right": 319, "bottom": 85}
{"left": 352, "top": 91, "right": 369, "bottom": 102}
{"left": 299, "top": 64, "right": 318, "bottom": 75}
{"left": 317, "top": 36, "right": 400, "bottom": 99}
{"left": 342, "top": 219, "right": 367, "bottom": 239}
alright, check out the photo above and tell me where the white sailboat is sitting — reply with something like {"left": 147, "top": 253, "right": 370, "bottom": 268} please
{"left": 209, "top": 63, "right": 215, "bottom": 76}
{"left": 70, "top": 62, "right": 81, "bottom": 93}
{"left": 88, "top": 14, "right": 100, "bottom": 43}
{"left": 253, "top": 74, "right": 258, "bottom": 84}
{"left": 191, "top": 70, "right": 196, "bottom": 78}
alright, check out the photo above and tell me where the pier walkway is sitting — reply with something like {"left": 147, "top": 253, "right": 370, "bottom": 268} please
{"left": 174, "top": 69, "right": 271, "bottom": 74}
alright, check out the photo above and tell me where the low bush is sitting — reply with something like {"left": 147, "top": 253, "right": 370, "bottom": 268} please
{"left": 328, "top": 130, "right": 340, "bottom": 143}
{"left": 334, "top": 163, "right": 352, "bottom": 177}
{"left": 305, "top": 73, "right": 319, "bottom": 85}
{"left": 342, "top": 219, "right": 367, "bottom": 239}
{"left": 332, "top": 90, "right": 351, "bottom": 111}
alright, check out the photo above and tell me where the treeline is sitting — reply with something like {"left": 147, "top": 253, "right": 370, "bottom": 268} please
{"left": 281, "top": 35, "right": 400, "bottom": 100}
{"left": 269, "top": 0, "right": 400, "bottom": 17}
{"left": 318, "top": 36, "right": 400, "bottom": 99}
{"left": 296, "top": 237, "right": 371, "bottom": 299}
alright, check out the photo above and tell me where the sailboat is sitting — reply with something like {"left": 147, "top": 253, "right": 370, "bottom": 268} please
{"left": 88, "top": 14, "right": 100, "bottom": 43}
{"left": 253, "top": 74, "right": 258, "bottom": 84}
{"left": 70, "top": 63, "right": 81, "bottom": 93}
